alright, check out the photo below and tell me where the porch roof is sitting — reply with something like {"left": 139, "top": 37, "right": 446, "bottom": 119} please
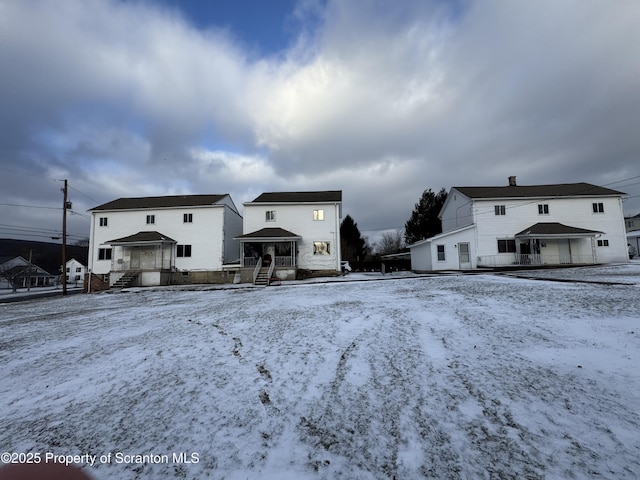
{"left": 515, "top": 222, "right": 603, "bottom": 239}
{"left": 235, "top": 227, "right": 302, "bottom": 242}
{"left": 106, "top": 231, "right": 177, "bottom": 246}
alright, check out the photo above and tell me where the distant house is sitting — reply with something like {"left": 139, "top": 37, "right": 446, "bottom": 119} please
{"left": 0, "top": 256, "right": 57, "bottom": 290}
{"left": 88, "top": 194, "right": 242, "bottom": 288}
{"left": 236, "top": 191, "right": 342, "bottom": 283}
{"left": 409, "top": 177, "right": 628, "bottom": 271}
{"left": 624, "top": 213, "right": 640, "bottom": 232}
{"left": 65, "top": 258, "right": 86, "bottom": 285}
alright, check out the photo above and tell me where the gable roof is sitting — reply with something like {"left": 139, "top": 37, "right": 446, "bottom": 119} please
{"left": 250, "top": 191, "right": 342, "bottom": 203}
{"left": 90, "top": 194, "right": 229, "bottom": 211}
{"left": 453, "top": 183, "right": 624, "bottom": 199}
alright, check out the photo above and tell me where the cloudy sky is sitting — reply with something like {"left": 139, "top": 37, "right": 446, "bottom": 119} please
{"left": 1, "top": 0, "right": 639, "bottom": 246}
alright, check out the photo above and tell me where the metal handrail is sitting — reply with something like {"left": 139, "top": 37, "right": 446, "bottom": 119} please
{"left": 266, "top": 258, "right": 275, "bottom": 285}
{"left": 252, "top": 257, "right": 262, "bottom": 284}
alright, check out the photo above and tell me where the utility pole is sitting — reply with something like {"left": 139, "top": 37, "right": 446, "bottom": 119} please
{"left": 62, "top": 179, "right": 68, "bottom": 296}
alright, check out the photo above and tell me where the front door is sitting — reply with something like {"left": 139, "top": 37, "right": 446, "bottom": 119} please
{"left": 558, "top": 239, "right": 571, "bottom": 264}
{"left": 130, "top": 248, "right": 140, "bottom": 269}
{"left": 458, "top": 243, "right": 471, "bottom": 269}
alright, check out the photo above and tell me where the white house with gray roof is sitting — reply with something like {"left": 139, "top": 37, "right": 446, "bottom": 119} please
{"left": 236, "top": 191, "right": 342, "bottom": 283}
{"left": 88, "top": 194, "right": 242, "bottom": 288}
{"left": 409, "top": 177, "right": 628, "bottom": 271}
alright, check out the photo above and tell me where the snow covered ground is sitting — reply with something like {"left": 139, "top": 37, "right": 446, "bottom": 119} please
{"left": 1, "top": 265, "right": 639, "bottom": 479}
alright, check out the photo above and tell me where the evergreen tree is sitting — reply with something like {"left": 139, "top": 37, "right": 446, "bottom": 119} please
{"left": 404, "top": 188, "right": 448, "bottom": 245}
{"left": 340, "top": 215, "right": 368, "bottom": 264}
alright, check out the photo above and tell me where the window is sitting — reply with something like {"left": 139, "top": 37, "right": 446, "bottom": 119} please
{"left": 497, "top": 239, "right": 517, "bottom": 253}
{"left": 313, "top": 209, "right": 324, "bottom": 221}
{"left": 494, "top": 205, "right": 506, "bottom": 216}
{"left": 66, "top": 267, "right": 70, "bottom": 272}
{"left": 76, "top": 267, "right": 81, "bottom": 272}
{"left": 99, "top": 217, "right": 108, "bottom": 227}
{"left": 597, "top": 239, "right": 609, "bottom": 247}
{"left": 184, "top": 213, "right": 193, "bottom": 223}
{"left": 98, "top": 248, "right": 112, "bottom": 260}
{"left": 266, "top": 210, "right": 276, "bottom": 222}
{"left": 592, "top": 202, "right": 604, "bottom": 213}
{"left": 146, "top": 214, "right": 155, "bottom": 224}
{"left": 177, "top": 244, "right": 192, "bottom": 257}
{"left": 437, "top": 245, "right": 445, "bottom": 261}
{"left": 313, "top": 242, "right": 330, "bottom": 255}
{"left": 538, "top": 204, "right": 549, "bottom": 215}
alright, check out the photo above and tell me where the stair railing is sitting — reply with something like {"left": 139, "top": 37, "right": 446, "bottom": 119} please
{"left": 252, "top": 257, "right": 262, "bottom": 284}
{"left": 266, "top": 258, "right": 275, "bottom": 285}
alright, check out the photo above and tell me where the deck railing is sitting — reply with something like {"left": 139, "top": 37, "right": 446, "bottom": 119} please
{"left": 478, "top": 254, "right": 596, "bottom": 268}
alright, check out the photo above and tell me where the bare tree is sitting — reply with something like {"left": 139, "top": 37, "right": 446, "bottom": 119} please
{"left": 377, "top": 230, "right": 405, "bottom": 255}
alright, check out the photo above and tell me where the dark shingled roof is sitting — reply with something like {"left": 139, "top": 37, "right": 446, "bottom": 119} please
{"left": 454, "top": 183, "right": 624, "bottom": 199}
{"left": 515, "top": 223, "right": 603, "bottom": 237}
{"left": 106, "top": 231, "right": 176, "bottom": 244}
{"left": 90, "top": 194, "right": 228, "bottom": 211}
{"left": 250, "top": 191, "right": 342, "bottom": 203}
{"left": 235, "top": 228, "right": 301, "bottom": 240}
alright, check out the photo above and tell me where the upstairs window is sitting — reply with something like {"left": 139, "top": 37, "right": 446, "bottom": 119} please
{"left": 184, "top": 213, "right": 193, "bottom": 223}
{"left": 313, "top": 209, "right": 325, "bottom": 221}
{"left": 266, "top": 210, "right": 276, "bottom": 222}
{"left": 99, "top": 217, "right": 108, "bottom": 227}
{"left": 494, "top": 205, "right": 506, "bottom": 216}
{"left": 177, "top": 245, "right": 192, "bottom": 257}
{"left": 146, "top": 214, "right": 155, "bottom": 224}
{"left": 592, "top": 202, "right": 604, "bottom": 213}
{"left": 597, "top": 239, "right": 609, "bottom": 247}
{"left": 538, "top": 204, "right": 549, "bottom": 215}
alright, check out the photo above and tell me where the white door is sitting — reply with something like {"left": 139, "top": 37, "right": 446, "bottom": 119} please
{"left": 558, "top": 239, "right": 571, "bottom": 264}
{"left": 458, "top": 243, "right": 471, "bottom": 269}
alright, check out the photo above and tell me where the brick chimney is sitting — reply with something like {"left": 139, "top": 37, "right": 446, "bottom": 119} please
{"left": 508, "top": 176, "right": 517, "bottom": 186}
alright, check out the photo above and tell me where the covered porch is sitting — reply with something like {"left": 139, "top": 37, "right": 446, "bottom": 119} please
{"left": 106, "top": 231, "right": 176, "bottom": 287}
{"left": 235, "top": 228, "right": 302, "bottom": 282}
{"left": 479, "top": 223, "right": 603, "bottom": 268}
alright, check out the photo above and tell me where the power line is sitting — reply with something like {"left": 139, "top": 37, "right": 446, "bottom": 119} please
{"left": 0, "top": 203, "right": 61, "bottom": 211}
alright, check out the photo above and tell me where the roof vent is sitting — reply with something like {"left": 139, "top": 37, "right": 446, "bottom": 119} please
{"left": 508, "top": 176, "right": 517, "bottom": 186}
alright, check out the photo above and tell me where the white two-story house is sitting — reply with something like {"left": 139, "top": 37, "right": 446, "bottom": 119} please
{"left": 236, "top": 191, "right": 342, "bottom": 283}
{"left": 410, "top": 178, "right": 628, "bottom": 271}
{"left": 88, "top": 194, "right": 242, "bottom": 288}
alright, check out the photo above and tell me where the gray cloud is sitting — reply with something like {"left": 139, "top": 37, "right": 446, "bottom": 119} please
{"left": 1, "top": 0, "right": 639, "bottom": 245}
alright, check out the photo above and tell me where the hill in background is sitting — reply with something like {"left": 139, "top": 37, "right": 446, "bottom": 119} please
{"left": 0, "top": 239, "right": 89, "bottom": 274}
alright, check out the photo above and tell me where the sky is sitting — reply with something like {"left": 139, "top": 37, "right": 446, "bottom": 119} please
{"left": 1, "top": 0, "right": 639, "bottom": 247}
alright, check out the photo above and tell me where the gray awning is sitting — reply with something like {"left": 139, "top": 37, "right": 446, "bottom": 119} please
{"left": 106, "top": 231, "right": 177, "bottom": 246}
{"left": 235, "top": 228, "right": 302, "bottom": 242}
{"left": 515, "top": 223, "right": 602, "bottom": 239}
